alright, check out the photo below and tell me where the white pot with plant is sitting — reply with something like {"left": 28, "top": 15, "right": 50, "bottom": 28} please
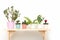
{"left": 4, "top": 6, "right": 20, "bottom": 29}
{"left": 27, "top": 15, "right": 44, "bottom": 29}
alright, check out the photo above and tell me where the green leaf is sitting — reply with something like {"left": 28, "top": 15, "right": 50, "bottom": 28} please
{"left": 24, "top": 17, "right": 32, "bottom": 24}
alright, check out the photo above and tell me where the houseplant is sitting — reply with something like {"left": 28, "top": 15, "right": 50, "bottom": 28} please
{"left": 22, "top": 17, "right": 32, "bottom": 29}
{"left": 27, "top": 15, "right": 44, "bottom": 29}
{"left": 33, "top": 15, "right": 44, "bottom": 29}
{"left": 4, "top": 6, "right": 19, "bottom": 29}
{"left": 22, "top": 20, "right": 27, "bottom": 29}
{"left": 16, "top": 20, "right": 20, "bottom": 29}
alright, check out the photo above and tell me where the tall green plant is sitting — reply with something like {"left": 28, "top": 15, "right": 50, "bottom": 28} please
{"left": 4, "top": 6, "right": 19, "bottom": 21}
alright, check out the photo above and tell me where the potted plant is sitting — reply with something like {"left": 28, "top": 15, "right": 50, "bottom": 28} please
{"left": 22, "top": 20, "right": 27, "bottom": 29}
{"left": 4, "top": 6, "right": 19, "bottom": 29}
{"left": 22, "top": 17, "right": 32, "bottom": 29}
{"left": 27, "top": 15, "right": 44, "bottom": 29}
{"left": 33, "top": 15, "right": 44, "bottom": 29}
{"left": 16, "top": 20, "right": 20, "bottom": 29}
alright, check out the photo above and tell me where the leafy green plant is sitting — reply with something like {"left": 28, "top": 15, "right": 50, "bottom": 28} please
{"left": 22, "top": 20, "right": 27, "bottom": 25}
{"left": 16, "top": 20, "right": 20, "bottom": 24}
{"left": 24, "top": 17, "right": 32, "bottom": 25}
{"left": 33, "top": 15, "right": 44, "bottom": 24}
{"left": 4, "top": 9, "right": 9, "bottom": 20}
{"left": 4, "top": 6, "right": 19, "bottom": 21}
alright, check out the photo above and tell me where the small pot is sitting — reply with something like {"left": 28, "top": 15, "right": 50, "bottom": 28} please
{"left": 22, "top": 24, "right": 27, "bottom": 29}
{"left": 7, "top": 21, "right": 14, "bottom": 29}
{"left": 16, "top": 23, "right": 20, "bottom": 29}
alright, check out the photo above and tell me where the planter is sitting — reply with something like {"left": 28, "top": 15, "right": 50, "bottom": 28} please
{"left": 16, "top": 23, "right": 20, "bottom": 29}
{"left": 27, "top": 24, "right": 38, "bottom": 29}
{"left": 7, "top": 21, "right": 14, "bottom": 29}
{"left": 22, "top": 24, "right": 27, "bottom": 29}
{"left": 37, "top": 24, "right": 43, "bottom": 29}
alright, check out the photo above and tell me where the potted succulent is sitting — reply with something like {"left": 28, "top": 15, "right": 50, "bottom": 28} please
{"left": 4, "top": 6, "right": 19, "bottom": 29}
{"left": 22, "top": 17, "right": 32, "bottom": 29}
{"left": 16, "top": 20, "right": 20, "bottom": 29}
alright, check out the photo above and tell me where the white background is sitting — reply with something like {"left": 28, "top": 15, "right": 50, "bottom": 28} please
{"left": 0, "top": 0, "right": 60, "bottom": 40}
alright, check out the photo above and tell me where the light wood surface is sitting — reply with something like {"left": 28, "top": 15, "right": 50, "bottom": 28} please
{"left": 8, "top": 29, "right": 47, "bottom": 40}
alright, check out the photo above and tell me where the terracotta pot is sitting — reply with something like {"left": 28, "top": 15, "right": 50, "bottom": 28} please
{"left": 22, "top": 24, "right": 27, "bottom": 29}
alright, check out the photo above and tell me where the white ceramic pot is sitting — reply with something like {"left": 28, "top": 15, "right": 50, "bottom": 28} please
{"left": 27, "top": 24, "right": 39, "bottom": 29}
{"left": 37, "top": 24, "right": 43, "bottom": 29}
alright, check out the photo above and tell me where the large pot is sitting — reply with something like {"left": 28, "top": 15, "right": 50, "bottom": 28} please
{"left": 7, "top": 21, "right": 14, "bottom": 29}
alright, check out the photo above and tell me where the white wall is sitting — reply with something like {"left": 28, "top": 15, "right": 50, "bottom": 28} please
{"left": 0, "top": 0, "right": 60, "bottom": 40}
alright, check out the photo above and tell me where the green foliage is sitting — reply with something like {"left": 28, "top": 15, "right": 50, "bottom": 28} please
{"left": 12, "top": 10, "right": 19, "bottom": 21}
{"left": 16, "top": 20, "right": 20, "bottom": 23}
{"left": 33, "top": 19, "right": 38, "bottom": 24}
{"left": 33, "top": 15, "right": 44, "bottom": 24}
{"left": 24, "top": 17, "right": 32, "bottom": 25}
{"left": 4, "top": 9, "right": 8, "bottom": 19}
{"left": 22, "top": 20, "right": 27, "bottom": 24}
{"left": 4, "top": 6, "right": 19, "bottom": 21}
